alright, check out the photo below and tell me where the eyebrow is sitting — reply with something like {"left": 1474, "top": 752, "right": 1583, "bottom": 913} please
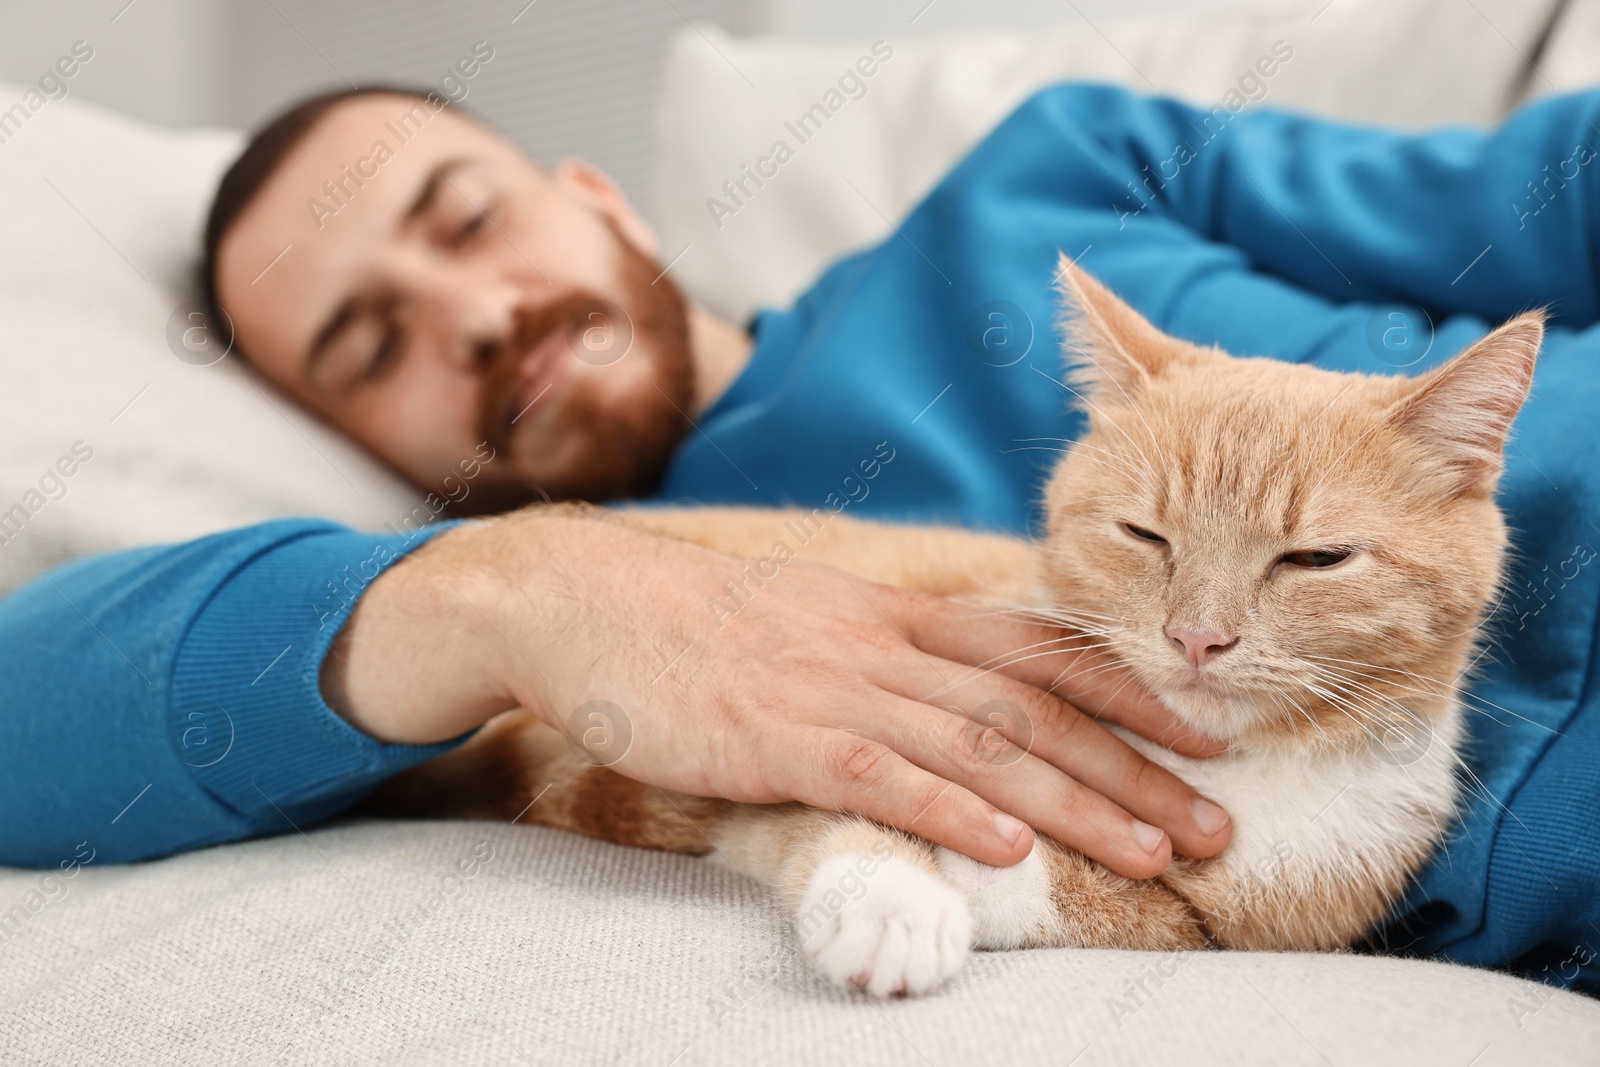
{"left": 303, "top": 155, "right": 480, "bottom": 382}
{"left": 403, "top": 155, "right": 476, "bottom": 222}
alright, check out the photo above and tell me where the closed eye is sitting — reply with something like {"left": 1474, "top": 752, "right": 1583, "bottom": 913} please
{"left": 448, "top": 198, "right": 500, "bottom": 250}
{"left": 1119, "top": 522, "right": 1168, "bottom": 545}
{"left": 454, "top": 214, "right": 487, "bottom": 244}
{"left": 363, "top": 324, "right": 404, "bottom": 382}
{"left": 1277, "top": 548, "right": 1353, "bottom": 569}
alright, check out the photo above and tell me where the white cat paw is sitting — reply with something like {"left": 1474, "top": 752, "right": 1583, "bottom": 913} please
{"left": 794, "top": 854, "right": 972, "bottom": 998}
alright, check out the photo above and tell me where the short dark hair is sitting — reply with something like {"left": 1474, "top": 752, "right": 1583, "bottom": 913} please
{"left": 199, "top": 84, "right": 435, "bottom": 351}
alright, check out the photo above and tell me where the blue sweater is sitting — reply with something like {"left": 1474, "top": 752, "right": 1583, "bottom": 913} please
{"left": 4, "top": 84, "right": 1596, "bottom": 990}
{"left": 658, "top": 84, "right": 1600, "bottom": 990}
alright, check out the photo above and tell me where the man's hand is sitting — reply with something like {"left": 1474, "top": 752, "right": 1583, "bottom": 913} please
{"left": 323, "top": 507, "right": 1231, "bottom": 877}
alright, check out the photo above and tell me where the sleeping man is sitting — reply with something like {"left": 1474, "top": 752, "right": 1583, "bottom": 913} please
{"left": 2, "top": 81, "right": 1595, "bottom": 991}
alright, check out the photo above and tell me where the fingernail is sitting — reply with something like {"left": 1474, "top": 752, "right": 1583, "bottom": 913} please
{"left": 1131, "top": 819, "right": 1166, "bottom": 854}
{"left": 1193, "top": 797, "right": 1229, "bottom": 835}
{"left": 991, "top": 812, "right": 1028, "bottom": 848}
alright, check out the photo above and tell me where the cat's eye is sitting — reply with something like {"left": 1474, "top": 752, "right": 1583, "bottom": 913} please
{"left": 1278, "top": 548, "right": 1352, "bottom": 569}
{"left": 1119, "top": 522, "right": 1168, "bottom": 545}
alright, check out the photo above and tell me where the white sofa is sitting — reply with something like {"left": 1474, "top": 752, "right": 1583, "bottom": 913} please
{"left": 3, "top": 1, "right": 1600, "bottom": 1063}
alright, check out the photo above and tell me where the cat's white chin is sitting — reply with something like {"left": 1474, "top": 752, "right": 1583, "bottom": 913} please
{"left": 1153, "top": 681, "right": 1266, "bottom": 742}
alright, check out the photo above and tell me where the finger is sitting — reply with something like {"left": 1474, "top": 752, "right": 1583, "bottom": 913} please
{"left": 881, "top": 587, "right": 1226, "bottom": 757}
{"left": 873, "top": 655, "right": 1232, "bottom": 861}
{"left": 780, "top": 730, "right": 1036, "bottom": 868}
{"left": 858, "top": 694, "right": 1179, "bottom": 879}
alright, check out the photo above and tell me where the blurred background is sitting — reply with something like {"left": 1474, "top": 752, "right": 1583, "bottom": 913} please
{"left": 0, "top": 0, "right": 1258, "bottom": 205}
{"left": 0, "top": 0, "right": 1581, "bottom": 589}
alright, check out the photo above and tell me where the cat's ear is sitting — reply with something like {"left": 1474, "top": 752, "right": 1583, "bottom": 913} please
{"left": 1388, "top": 311, "right": 1543, "bottom": 494}
{"left": 1054, "top": 252, "right": 1178, "bottom": 403}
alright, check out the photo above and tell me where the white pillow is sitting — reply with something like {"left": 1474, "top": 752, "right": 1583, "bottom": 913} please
{"left": 0, "top": 88, "right": 423, "bottom": 595}
{"left": 1527, "top": 0, "right": 1600, "bottom": 102}
{"left": 648, "top": 0, "right": 1568, "bottom": 323}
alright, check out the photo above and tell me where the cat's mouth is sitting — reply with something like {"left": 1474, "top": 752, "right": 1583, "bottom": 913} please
{"left": 1168, "top": 668, "right": 1236, "bottom": 701}
{"left": 1147, "top": 662, "right": 1256, "bottom": 727}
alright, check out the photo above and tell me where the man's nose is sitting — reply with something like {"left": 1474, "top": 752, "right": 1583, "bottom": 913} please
{"left": 451, "top": 292, "right": 522, "bottom": 375}
{"left": 400, "top": 260, "right": 522, "bottom": 374}
{"left": 1165, "top": 624, "right": 1237, "bottom": 667}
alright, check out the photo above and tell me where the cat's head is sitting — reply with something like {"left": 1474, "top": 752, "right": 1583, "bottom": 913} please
{"left": 1041, "top": 256, "right": 1541, "bottom": 747}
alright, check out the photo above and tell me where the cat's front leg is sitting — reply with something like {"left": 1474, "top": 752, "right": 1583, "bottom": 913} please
{"left": 714, "top": 807, "right": 974, "bottom": 997}
{"left": 938, "top": 836, "right": 1208, "bottom": 951}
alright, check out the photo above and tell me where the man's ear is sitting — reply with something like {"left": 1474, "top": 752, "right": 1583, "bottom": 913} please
{"left": 1386, "top": 311, "right": 1543, "bottom": 495}
{"left": 1054, "top": 252, "right": 1178, "bottom": 404}
{"left": 552, "top": 159, "right": 659, "bottom": 257}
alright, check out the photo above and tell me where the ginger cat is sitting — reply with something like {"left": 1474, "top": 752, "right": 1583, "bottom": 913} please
{"left": 366, "top": 258, "right": 1540, "bottom": 997}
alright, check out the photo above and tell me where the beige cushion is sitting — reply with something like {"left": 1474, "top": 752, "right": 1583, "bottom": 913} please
{"left": 0, "top": 87, "right": 422, "bottom": 598}
{"left": 2, "top": 820, "right": 1596, "bottom": 1066}
{"left": 648, "top": 0, "right": 1569, "bottom": 324}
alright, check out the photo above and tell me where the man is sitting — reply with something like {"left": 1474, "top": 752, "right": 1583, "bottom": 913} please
{"left": 5, "top": 80, "right": 1597, "bottom": 990}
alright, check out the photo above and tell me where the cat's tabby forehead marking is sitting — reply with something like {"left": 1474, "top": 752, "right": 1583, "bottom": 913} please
{"left": 1044, "top": 255, "right": 1539, "bottom": 746}
{"left": 1137, "top": 362, "right": 1397, "bottom": 542}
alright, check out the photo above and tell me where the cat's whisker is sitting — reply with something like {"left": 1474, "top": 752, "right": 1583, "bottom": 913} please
{"left": 1055, "top": 349, "right": 1166, "bottom": 479}
{"left": 1302, "top": 681, "right": 1421, "bottom": 758}
{"left": 1301, "top": 664, "right": 1539, "bottom": 849}
{"left": 1303, "top": 654, "right": 1563, "bottom": 737}
{"left": 1065, "top": 441, "right": 1157, "bottom": 490}
{"left": 1250, "top": 679, "right": 1328, "bottom": 746}
{"left": 1004, "top": 601, "right": 1123, "bottom": 622}
{"left": 1056, "top": 493, "right": 1144, "bottom": 509}
{"left": 1021, "top": 622, "right": 1125, "bottom": 638}
{"left": 1306, "top": 676, "right": 1459, "bottom": 844}
{"left": 1049, "top": 445, "right": 1153, "bottom": 489}
{"left": 979, "top": 642, "right": 1123, "bottom": 674}
{"left": 968, "top": 637, "right": 1125, "bottom": 674}
{"left": 999, "top": 445, "right": 1072, "bottom": 456}
{"left": 985, "top": 617, "right": 1125, "bottom": 638}
{"left": 1446, "top": 763, "right": 1541, "bottom": 848}
{"left": 914, "top": 638, "right": 1126, "bottom": 703}
{"left": 1304, "top": 674, "right": 1433, "bottom": 760}
{"left": 1032, "top": 362, "right": 1163, "bottom": 492}
{"left": 1007, "top": 604, "right": 1123, "bottom": 622}
{"left": 1045, "top": 656, "right": 1137, "bottom": 699}
{"left": 982, "top": 624, "right": 1126, "bottom": 650}
{"left": 1312, "top": 675, "right": 1510, "bottom": 825}
{"left": 1001, "top": 631, "right": 1123, "bottom": 650}
{"left": 1303, "top": 663, "right": 1424, "bottom": 721}
{"left": 963, "top": 605, "right": 1125, "bottom": 633}
{"left": 1009, "top": 624, "right": 1125, "bottom": 644}
{"left": 1076, "top": 669, "right": 1151, "bottom": 724}
{"left": 1285, "top": 684, "right": 1339, "bottom": 743}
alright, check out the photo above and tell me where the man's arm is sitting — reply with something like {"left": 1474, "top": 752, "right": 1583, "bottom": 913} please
{"left": 1025, "top": 82, "right": 1600, "bottom": 326}
{"left": 0, "top": 508, "right": 1233, "bottom": 875}
{"left": 323, "top": 505, "right": 1234, "bottom": 876}
{"left": 0, "top": 519, "right": 469, "bottom": 868}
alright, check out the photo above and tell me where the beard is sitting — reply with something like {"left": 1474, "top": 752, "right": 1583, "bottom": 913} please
{"left": 463, "top": 221, "right": 697, "bottom": 512}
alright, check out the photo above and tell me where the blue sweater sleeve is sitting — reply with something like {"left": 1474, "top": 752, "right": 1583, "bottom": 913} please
{"left": 0, "top": 518, "right": 470, "bottom": 868}
{"left": 1029, "top": 83, "right": 1600, "bottom": 327}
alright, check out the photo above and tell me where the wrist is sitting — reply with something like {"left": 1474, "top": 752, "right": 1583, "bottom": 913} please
{"left": 454, "top": 503, "right": 701, "bottom": 733}
{"left": 320, "top": 518, "right": 523, "bottom": 744}
{"left": 409, "top": 505, "right": 601, "bottom": 733}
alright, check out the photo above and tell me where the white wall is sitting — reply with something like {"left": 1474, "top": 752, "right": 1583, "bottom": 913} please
{"left": 0, "top": 0, "right": 228, "bottom": 128}
{"left": 0, "top": 0, "right": 1267, "bottom": 204}
{"left": 763, "top": 0, "right": 1270, "bottom": 36}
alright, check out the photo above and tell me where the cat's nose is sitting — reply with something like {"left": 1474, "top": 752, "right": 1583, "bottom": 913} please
{"left": 1166, "top": 624, "right": 1237, "bottom": 667}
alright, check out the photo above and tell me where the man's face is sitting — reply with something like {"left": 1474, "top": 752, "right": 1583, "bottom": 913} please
{"left": 214, "top": 93, "right": 695, "bottom": 508}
